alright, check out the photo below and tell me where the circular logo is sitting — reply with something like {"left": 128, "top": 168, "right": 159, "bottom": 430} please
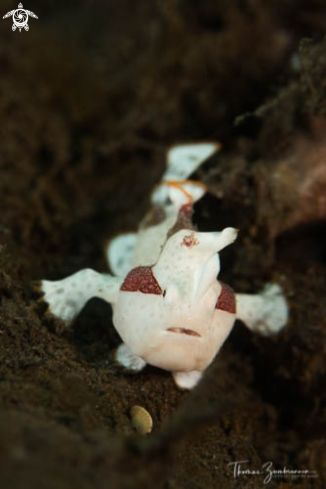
{"left": 3, "top": 3, "right": 38, "bottom": 33}
{"left": 13, "top": 9, "right": 28, "bottom": 28}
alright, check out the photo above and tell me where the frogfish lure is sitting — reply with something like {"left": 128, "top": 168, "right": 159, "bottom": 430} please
{"left": 40, "top": 143, "right": 288, "bottom": 389}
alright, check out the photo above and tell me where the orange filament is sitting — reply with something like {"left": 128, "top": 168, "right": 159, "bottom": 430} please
{"left": 154, "top": 180, "right": 208, "bottom": 203}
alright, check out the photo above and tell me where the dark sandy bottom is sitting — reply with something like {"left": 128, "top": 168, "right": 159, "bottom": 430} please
{"left": 1, "top": 1, "right": 326, "bottom": 488}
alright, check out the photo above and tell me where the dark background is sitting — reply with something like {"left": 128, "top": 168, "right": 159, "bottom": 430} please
{"left": 1, "top": 1, "right": 326, "bottom": 487}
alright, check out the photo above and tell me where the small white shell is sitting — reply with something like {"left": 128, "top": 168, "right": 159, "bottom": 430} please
{"left": 130, "top": 405, "right": 153, "bottom": 435}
